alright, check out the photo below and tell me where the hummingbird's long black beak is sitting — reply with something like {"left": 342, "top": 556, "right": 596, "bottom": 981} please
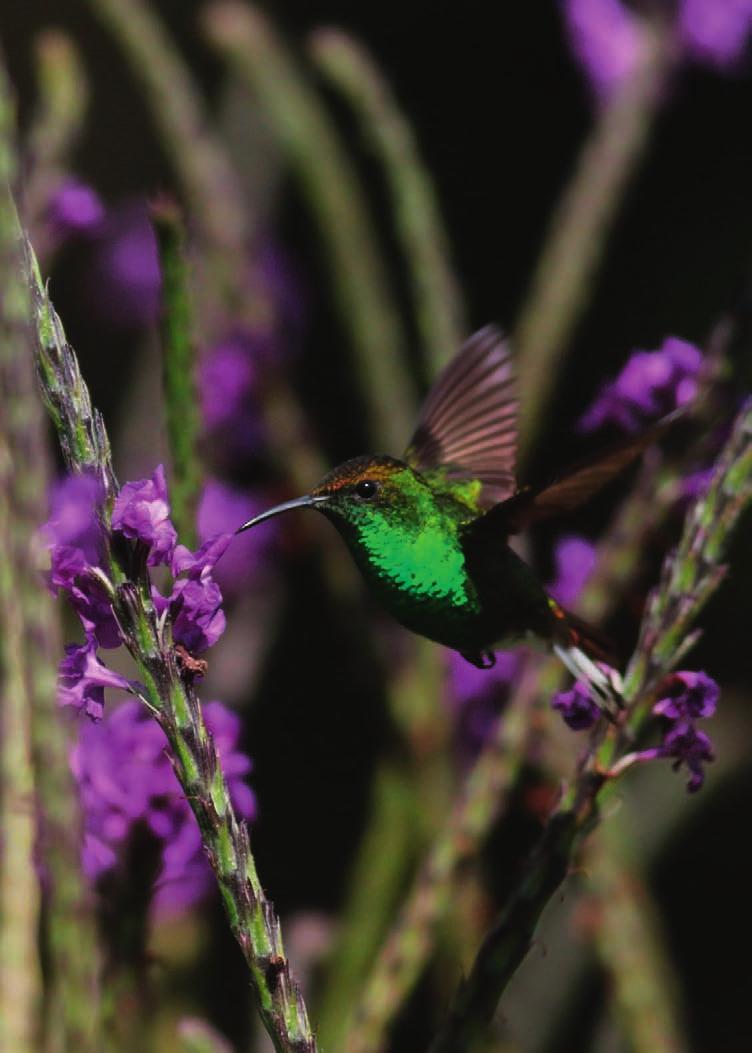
{"left": 236, "top": 494, "right": 327, "bottom": 533}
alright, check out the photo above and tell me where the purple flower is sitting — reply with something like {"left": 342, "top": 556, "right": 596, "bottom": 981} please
{"left": 679, "top": 0, "right": 752, "bottom": 69}
{"left": 196, "top": 479, "right": 277, "bottom": 597}
{"left": 658, "top": 720, "right": 715, "bottom": 793}
{"left": 548, "top": 535, "right": 597, "bottom": 608}
{"left": 578, "top": 337, "right": 702, "bottom": 433}
{"left": 653, "top": 670, "right": 719, "bottom": 721}
{"left": 45, "top": 472, "right": 104, "bottom": 565}
{"left": 560, "top": 0, "right": 645, "bottom": 102}
{"left": 167, "top": 577, "right": 226, "bottom": 654}
{"left": 71, "top": 699, "right": 255, "bottom": 916}
{"left": 551, "top": 680, "right": 601, "bottom": 730}
{"left": 48, "top": 181, "right": 105, "bottom": 238}
{"left": 58, "top": 638, "right": 131, "bottom": 719}
{"left": 45, "top": 474, "right": 122, "bottom": 648}
{"left": 86, "top": 200, "right": 161, "bottom": 327}
{"left": 562, "top": 0, "right": 752, "bottom": 101}
{"left": 199, "top": 333, "right": 269, "bottom": 461}
{"left": 112, "top": 465, "right": 177, "bottom": 566}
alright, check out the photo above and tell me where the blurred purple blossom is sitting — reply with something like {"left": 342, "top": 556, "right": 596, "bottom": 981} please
{"left": 578, "top": 337, "right": 702, "bottom": 433}
{"left": 58, "top": 638, "right": 131, "bottom": 720}
{"left": 551, "top": 680, "right": 601, "bottom": 730}
{"left": 562, "top": 0, "right": 752, "bottom": 102}
{"left": 199, "top": 333, "right": 271, "bottom": 461}
{"left": 560, "top": 0, "right": 645, "bottom": 102}
{"left": 679, "top": 0, "right": 752, "bottom": 68}
{"left": 653, "top": 669, "right": 719, "bottom": 720}
{"left": 445, "top": 650, "right": 520, "bottom": 757}
{"left": 197, "top": 479, "right": 277, "bottom": 597}
{"left": 548, "top": 535, "right": 597, "bottom": 608}
{"left": 112, "top": 464, "right": 177, "bottom": 567}
{"left": 86, "top": 200, "right": 161, "bottom": 327}
{"left": 71, "top": 699, "right": 255, "bottom": 914}
{"left": 44, "top": 473, "right": 121, "bottom": 648}
{"left": 48, "top": 180, "right": 105, "bottom": 238}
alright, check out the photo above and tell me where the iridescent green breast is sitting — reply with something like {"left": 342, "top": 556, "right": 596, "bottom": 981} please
{"left": 323, "top": 467, "right": 484, "bottom": 645}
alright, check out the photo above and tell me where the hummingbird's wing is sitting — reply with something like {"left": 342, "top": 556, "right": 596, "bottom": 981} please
{"left": 462, "top": 409, "right": 683, "bottom": 539}
{"left": 405, "top": 326, "right": 518, "bottom": 508}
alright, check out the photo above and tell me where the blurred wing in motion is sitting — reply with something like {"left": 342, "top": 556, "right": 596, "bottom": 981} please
{"left": 405, "top": 326, "right": 518, "bottom": 507}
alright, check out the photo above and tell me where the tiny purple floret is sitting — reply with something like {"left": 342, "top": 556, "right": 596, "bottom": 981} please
{"left": 552, "top": 680, "right": 601, "bottom": 730}
{"left": 111, "top": 465, "right": 177, "bottom": 566}
{"left": 653, "top": 670, "right": 720, "bottom": 721}
{"left": 58, "top": 638, "right": 131, "bottom": 720}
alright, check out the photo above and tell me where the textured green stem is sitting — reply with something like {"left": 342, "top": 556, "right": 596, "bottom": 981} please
{"left": 309, "top": 28, "right": 466, "bottom": 377}
{"left": 515, "top": 17, "right": 675, "bottom": 456}
{"left": 204, "top": 2, "right": 414, "bottom": 451}
{"left": 153, "top": 199, "right": 202, "bottom": 548}
{"left": 24, "top": 236, "right": 318, "bottom": 1053}
{"left": 430, "top": 400, "right": 752, "bottom": 1053}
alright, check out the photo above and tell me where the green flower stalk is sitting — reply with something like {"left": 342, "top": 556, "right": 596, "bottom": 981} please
{"left": 204, "top": 1, "right": 415, "bottom": 451}
{"left": 309, "top": 28, "right": 466, "bottom": 378}
{"left": 428, "top": 399, "right": 752, "bottom": 1053}
{"left": 23, "top": 232, "right": 318, "bottom": 1053}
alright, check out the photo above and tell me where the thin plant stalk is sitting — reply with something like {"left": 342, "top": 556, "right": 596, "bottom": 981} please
{"left": 152, "top": 199, "right": 202, "bottom": 548}
{"left": 428, "top": 400, "right": 752, "bottom": 1053}
{"left": 515, "top": 15, "right": 676, "bottom": 456}
{"left": 204, "top": 2, "right": 415, "bottom": 452}
{"left": 85, "top": 0, "right": 258, "bottom": 323}
{"left": 0, "top": 70, "right": 42, "bottom": 1053}
{"left": 23, "top": 233, "right": 318, "bottom": 1053}
{"left": 309, "top": 28, "right": 466, "bottom": 378}
{"left": 585, "top": 818, "right": 685, "bottom": 1053}
{"left": 23, "top": 29, "right": 88, "bottom": 253}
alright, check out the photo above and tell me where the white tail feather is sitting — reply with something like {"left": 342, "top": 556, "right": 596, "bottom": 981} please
{"left": 553, "top": 644, "right": 624, "bottom": 716}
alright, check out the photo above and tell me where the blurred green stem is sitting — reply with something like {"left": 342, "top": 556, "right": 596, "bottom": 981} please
{"left": 152, "top": 199, "right": 202, "bottom": 548}
{"left": 515, "top": 16, "right": 675, "bottom": 456}
{"left": 0, "top": 67, "right": 42, "bottom": 1053}
{"left": 586, "top": 818, "right": 685, "bottom": 1053}
{"left": 2, "top": 70, "right": 101, "bottom": 1053}
{"left": 86, "top": 0, "right": 258, "bottom": 322}
{"left": 23, "top": 29, "right": 88, "bottom": 254}
{"left": 204, "top": 2, "right": 414, "bottom": 451}
{"left": 430, "top": 401, "right": 752, "bottom": 1053}
{"left": 309, "top": 28, "right": 466, "bottom": 378}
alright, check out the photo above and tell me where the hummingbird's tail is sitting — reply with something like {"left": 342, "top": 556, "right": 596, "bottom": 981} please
{"left": 549, "top": 600, "right": 624, "bottom": 718}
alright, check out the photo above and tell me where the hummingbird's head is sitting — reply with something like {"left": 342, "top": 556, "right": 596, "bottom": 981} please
{"left": 236, "top": 455, "right": 434, "bottom": 538}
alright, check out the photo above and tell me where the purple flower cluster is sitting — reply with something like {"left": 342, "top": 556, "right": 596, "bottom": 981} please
{"left": 71, "top": 698, "right": 255, "bottom": 915}
{"left": 551, "top": 680, "right": 602, "bottom": 730}
{"left": 578, "top": 337, "right": 702, "bottom": 433}
{"left": 561, "top": 0, "right": 752, "bottom": 102}
{"left": 647, "top": 670, "right": 718, "bottom": 791}
{"left": 46, "top": 466, "right": 231, "bottom": 717}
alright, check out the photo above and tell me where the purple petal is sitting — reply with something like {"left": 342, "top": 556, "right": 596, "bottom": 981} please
{"left": 551, "top": 681, "right": 601, "bottom": 730}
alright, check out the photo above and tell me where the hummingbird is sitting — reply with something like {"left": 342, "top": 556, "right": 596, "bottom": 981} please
{"left": 239, "top": 327, "right": 672, "bottom": 713}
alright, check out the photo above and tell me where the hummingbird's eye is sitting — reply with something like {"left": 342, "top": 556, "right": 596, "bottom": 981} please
{"left": 354, "top": 479, "right": 379, "bottom": 500}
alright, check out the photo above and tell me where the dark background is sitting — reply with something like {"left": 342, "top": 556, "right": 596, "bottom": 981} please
{"left": 2, "top": 3, "right": 752, "bottom": 1050}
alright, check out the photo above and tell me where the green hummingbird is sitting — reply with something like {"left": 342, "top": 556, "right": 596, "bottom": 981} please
{"left": 239, "top": 327, "right": 670, "bottom": 712}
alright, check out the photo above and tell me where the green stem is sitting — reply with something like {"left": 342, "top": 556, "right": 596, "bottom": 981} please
{"left": 23, "top": 29, "right": 88, "bottom": 254}
{"left": 23, "top": 234, "right": 318, "bottom": 1053}
{"left": 430, "top": 400, "right": 752, "bottom": 1053}
{"left": 204, "top": 2, "right": 414, "bottom": 451}
{"left": 515, "top": 16, "right": 675, "bottom": 457}
{"left": 152, "top": 199, "right": 202, "bottom": 548}
{"left": 586, "top": 819, "right": 685, "bottom": 1053}
{"left": 309, "top": 28, "right": 466, "bottom": 378}
{"left": 85, "top": 0, "right": 257, "bottom": 322}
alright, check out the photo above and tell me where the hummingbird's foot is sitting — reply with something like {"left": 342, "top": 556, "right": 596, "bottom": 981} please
{"left": 461, "top": 649, "right": 496, "bottom": 669}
